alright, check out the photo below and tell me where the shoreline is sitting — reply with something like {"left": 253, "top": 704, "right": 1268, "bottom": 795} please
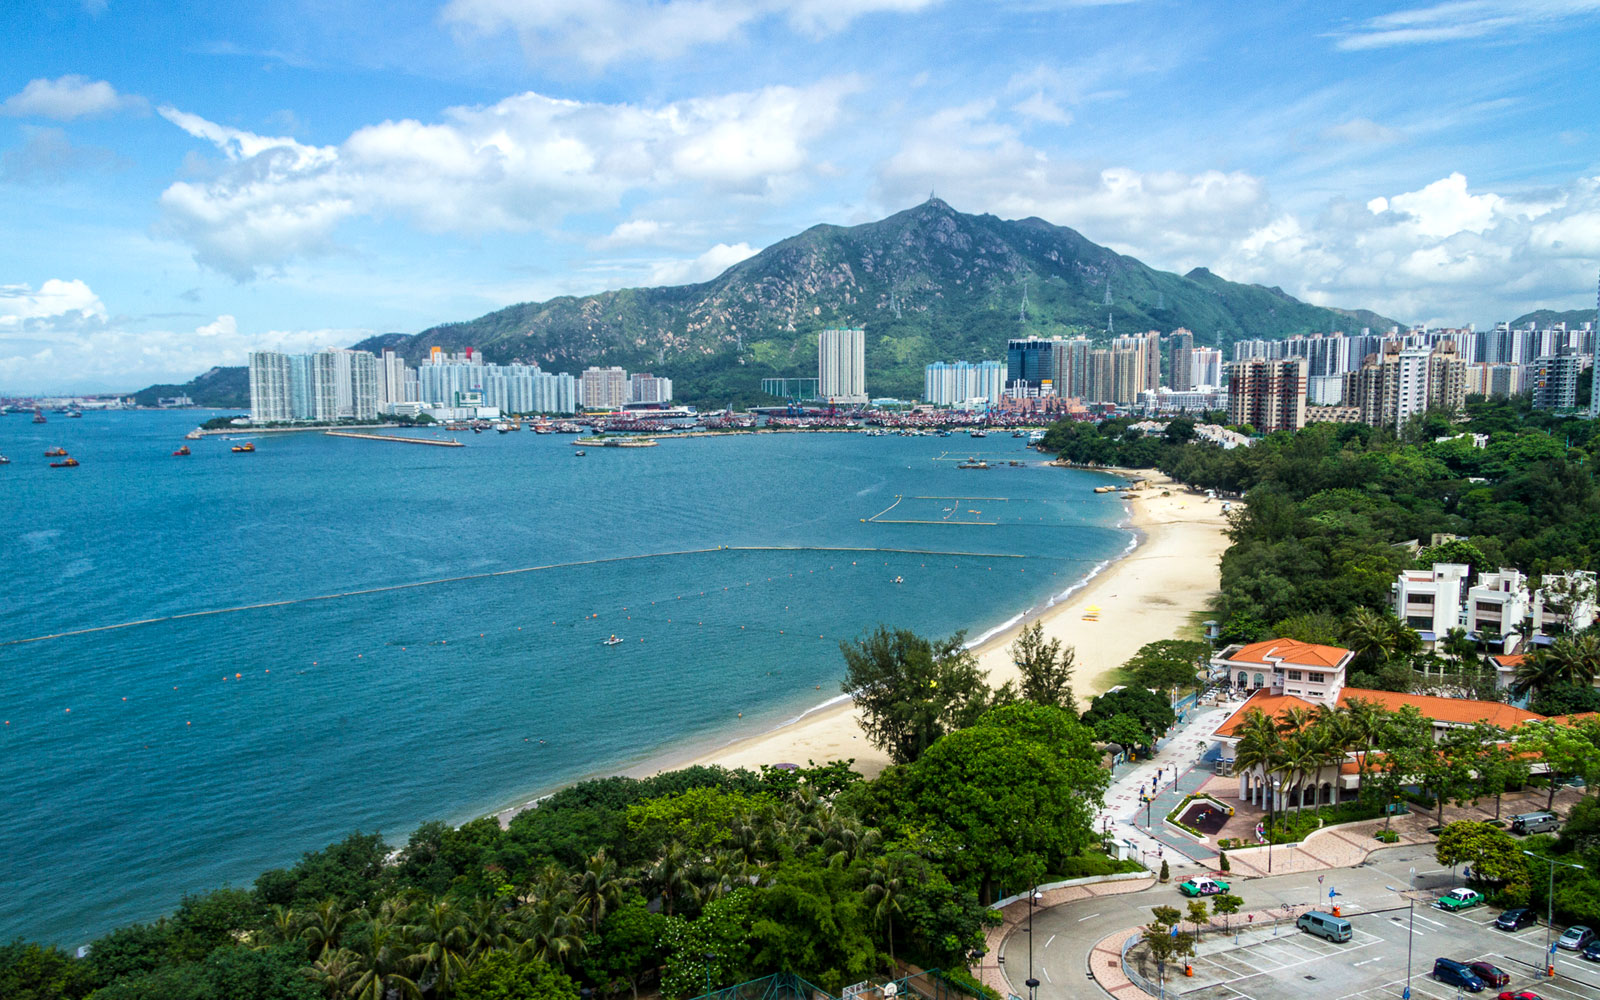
{"left": 493, "top": 467, "right": 1232, "bottom": 826}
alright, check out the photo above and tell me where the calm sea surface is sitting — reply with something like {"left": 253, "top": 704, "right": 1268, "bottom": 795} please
{"left": 0, "top": 411, "right": 1129, "bottom": 945}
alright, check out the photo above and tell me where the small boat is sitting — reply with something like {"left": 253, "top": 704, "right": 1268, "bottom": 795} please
{"left": 1093, "top": 485, "right": 1118, "bottom": 493}
{"left": 601, "top": 635, "right": 623, "bottom": 646}
{"left": 1013, "top": 431, "right": 1025, "bottom": 438}
{"left": 231, "top": 442, "right": 256, "bottom": 453}
{"left": 0, "top": 455, "right": 10, "bottom": 465}
{"left": 1009, "top": 460, "right": 1024, "bottom": 467}
{"left": 172, "top": 445, "right": 191, "bottom": 457}
{"left": 573, "top": 450, "right": 586, "bottom": 457}
{"left": 33, "top": 410, "right": 46, "bottom": 424}
{"left": 969, "top": 430, "right": 986, "bottom": 438}
{"left": 44, "top": 447, "right": 68, "bottom": 457}
{"left": 66, "top": 410, "right": 82, "bottom": 418}
{"left": 957, "top": 459, "right": 989, "bottom": 469}
{"left": 50, "top": 458, "right": 80, "bottom": 468}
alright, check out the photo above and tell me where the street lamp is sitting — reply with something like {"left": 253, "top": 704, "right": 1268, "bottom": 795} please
{"left": 1404, "top": 896, "right": 1414, "bottom": 999}
{"left": 1524, "top": 851, "right": 1585, "bottom": 977}
{"left": 704, "top": 953, "right": 719, "bottom": 998}
{"left": 1267, "top": 777, "right": 1281, "bottom": 873}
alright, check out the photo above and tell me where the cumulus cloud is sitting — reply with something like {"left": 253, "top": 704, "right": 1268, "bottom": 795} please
{"left": 1215, "top": 172, "right": 1600, "bottom": 325}
{"left": 0, "top": 278, "right": 371, "bottom": 391}
{"left": 1334, "top": 0, "right": 1600, "bottom": 50}
{"left": 646, "top": 242, "right": 759, "bottom": 285}
{"left": 157, "top": 80, "right": 855, "bottom": 280}
{"left": 442, "top": 0, "right": 939, "bottom": 67}
{"left": 1, "top": 75, "right": 144, "bottom": 119}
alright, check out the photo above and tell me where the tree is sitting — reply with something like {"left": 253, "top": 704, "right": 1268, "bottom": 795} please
{"left": 1417, "top": 539, "right": 1490, "bottom": 577}
{"left": 1122, "top": 640, "right": 1209, "bottom": 695}
{"left": 1092, "top": 714, "right": 1147, "bottom": 754}
{"left": 348, "top": 914, "right": 423, "bottom": 1000}
{"left": 1341, "top": 608, "right": 1421, "bottom": 672}
{"left": 1009, "top": 622, "right": 1076, "bottom": 711}
{"left": 1529, "top": 682, "right": 1600, "bottom": 718}
{"left": 1514, "top": 718, "right": 1600, "bottom": 810}
{"left": 405, "top": 899, "right": 473, "bottom": 999}
{"left": 0, "top": 940, "right": 96, "bottom": 1000}
{"left": 1080, "top": 688, "right": 1175, "bottom": 745}
{"left": 1211, "top": 894, "right": 1243, "bottom": 942}
{"left": 863, "top": 855, "right": 909, "bottom": 971}
{"left": 1270, "top": 612, "right": 1343, "bottom": 646}
{"left": 1185, "top": 900, "right": 1210, "bottom": 940}
{"left": 454, "top": 953, "right": 580, "bottom": 1000}
{"left": 1436, "top": 822, "right": 1529, "bottom": 894}
{"left": 1217, "top": 851, "right": 1229, "bottom": 874}
{"left": 658, "top": 890, "right": 757, "bottom": 1000}
{"left": 570, "top": 850, "right": 630, "bottom": 934}
{"left": 579, "top": 895, "right": 664, "bottom": 999}
{"left": 1513, "top": 634, "right": 1600, "bottom": 696}
{"left": 839, "top": 627, "right": 1001, "bottom": 764}
{"left": 196, "top": 946, "right": 320, "bottom": 1000}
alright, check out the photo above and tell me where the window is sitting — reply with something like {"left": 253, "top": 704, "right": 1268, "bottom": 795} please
{"left": 1254, "top": 673, "right": 1264, "bottom": 688}
{"left": 1308, "top": 672, "right": 1325, "bottom": 683}
{"left": 1286, "top": 670, "right": 1303, "bottom": 681}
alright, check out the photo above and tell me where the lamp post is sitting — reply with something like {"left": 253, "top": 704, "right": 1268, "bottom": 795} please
{"left": 1027, "top": 887, "right": 1042, "bottom": 985}
{"left": 1524, "top": 851, "right": 1585, "bottom": 977}
{"left": 1267, "top": 777, "right": 1281, "bottom": 873}
{"left": 1404, "top": 896, "right": 1414, "bottom": 999}
{"left": 704, "top": 953, "right": 719, "bottom": 998}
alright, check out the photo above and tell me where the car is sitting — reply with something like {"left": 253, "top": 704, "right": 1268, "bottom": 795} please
{"left": 1470, "top": 962, "right": 1510, "bottom": 988}
{"left": 1497, "top": 907, "right": 1538, "bottom": 930}
{"left": 1583, "top": 939, "right": 1600, "bottom": 961}
{"left": 1178, "top": 876, "right": 1229, "bottom": 897}
{"left": 1497, "top": 992, "right": 1543, "bottom": 1000}
{"left": 1558, "top": 925, "right": 1595, "bottom": 951}
{"left": 1436, "top": 888, "right": 1485, "bottom": 911}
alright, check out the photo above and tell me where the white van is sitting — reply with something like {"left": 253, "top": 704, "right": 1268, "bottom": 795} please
{"left": 1296, "top": 911, "right": 1352, "bottom": 943}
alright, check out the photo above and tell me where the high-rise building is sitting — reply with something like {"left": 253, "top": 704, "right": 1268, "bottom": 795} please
{"left": 1142, "top": 330, "right": 1162, "bottom": 392}
{"left": 1589, "top": 272, "right": 1600, "bottom": 419}
{"left": 247, "top": 351, "right": 291, "bottom": 423}
{"left": 581, "top": 366, "right": 630, "bottom": 410}
{"left": 628, "top": 373, "right": 673, "bottom": 404}
{"left": 1168, "top": 329, "right": 1195, "bottom": 391}
{"left": 1227, "top": 357, "right": 1306, "bottom": 433}
{"left": 1006, "top": 337, "right": 1057, "bottom": 391}
{"left": 1055, "top": 337, "right": 1092, "bottom": 399}
{"left": 1530, "top": 352, "right": 1586, "bottom": 411}
{"left": 311, "top": 351, "right": 341, "bottom": 421}
{"left": 818, "top": 328, "right": 867, "bottom": 404}
{"left": 288, "top": 354, "right": 315, "bottom": 420}
{"left": 923, "top": 361, "right": 1005, "bottom": 405}
{"left": 1191, "top": 348, "right": 1223, "bottom": 389}
{"left": 1087, "top": 349, "right": 1114, "bottom": 403}
{"left": 1342, "top": 343, "right": 1469, "bottom": 428}
{"left": 349, "top": 350, "right": 378, "bottom": 420}
{"left": 378, "top": 350, "right": 412, "bottom": 407}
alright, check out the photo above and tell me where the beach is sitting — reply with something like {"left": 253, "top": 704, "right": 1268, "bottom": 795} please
{"left": 673, "top": 468, "right": 1233, "bottom": 779}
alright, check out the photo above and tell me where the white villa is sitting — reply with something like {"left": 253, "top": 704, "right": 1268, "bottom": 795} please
{"left": 1392, "top": 563, "right": 1598, "bottom": 656}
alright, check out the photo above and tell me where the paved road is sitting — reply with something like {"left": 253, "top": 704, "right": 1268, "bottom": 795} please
{"left": 1005, "top": 845, "right": 1600, "bottom": 1000}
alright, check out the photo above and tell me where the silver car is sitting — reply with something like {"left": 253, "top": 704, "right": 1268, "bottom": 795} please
{"left": 1558, "top": 925, "right": 1595, "bottom": 951}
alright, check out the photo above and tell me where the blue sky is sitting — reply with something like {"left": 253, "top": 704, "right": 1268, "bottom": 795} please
{"left": 2, "top": 0, "right": 1599, "bottom": 392}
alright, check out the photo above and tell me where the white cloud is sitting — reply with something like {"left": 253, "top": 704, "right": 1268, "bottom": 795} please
{"left": 594, "top": 219, "right": 667, "bottom": 247}
{"left": 158, "top": 80, "right": 855, "bottom": 280}
{"left": 646, "top": 242, "right": 759, "bottom": 285}
{"left": 442, "top": 0, "right": 940, "bottom": 66}
{"left": 1384, "top": 172, "right": 1503, "bottom": 237}
{"left": 1335, "top": 0, "right": 1600, "bottom": 50}
{"left": 1, "top": 75, "right": 144, "bottom": 120}
{"left": 1322, "top": 117, "right": 1404, "bottom": 144}
{"left": 0, "top": 278, "right": 371, "bottom": 390}
{"left": 1012, "top": 91, "right": 1073, "bottom": 125}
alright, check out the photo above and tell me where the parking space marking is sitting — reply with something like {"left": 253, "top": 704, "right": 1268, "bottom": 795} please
{"left": 1043, "top": 934, "right": 1054, "bottom": 949}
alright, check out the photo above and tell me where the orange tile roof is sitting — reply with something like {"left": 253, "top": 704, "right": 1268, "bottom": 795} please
{"left": 1225, "top": 637, "right": 1350, "bottom": 669}
{"left": 1490, "top": 654, "right": 1526, "bottom": 668}
{"left": 1336, "top": 688, "right": 1543, "bottom": 729}
{"left": 1213, "top": 689, "right": 1320, "bottom": 737}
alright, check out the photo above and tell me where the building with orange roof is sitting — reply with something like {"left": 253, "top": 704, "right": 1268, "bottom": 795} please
{"left": 1211, "top": 637, "right": 1355, "bottom": 704}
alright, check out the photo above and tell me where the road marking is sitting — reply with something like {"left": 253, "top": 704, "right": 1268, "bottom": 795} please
{"left": 1077, "top": 913, "right": 1100, "bottom": 922}
{"left": 1044, "top": 934, "right": 1055, "bottom": 948}
{"left": 1354, "top": 957, "right": 1383, "bottom": 967}
{"left": 1411, "top": 912, "right": 1447, "bottom": 929}
{"left": 1041, "top": 968, "right": 1050, "bottom": 983}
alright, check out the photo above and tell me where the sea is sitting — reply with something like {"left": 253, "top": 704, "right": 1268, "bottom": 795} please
{"left": 0, "top": 411, "right": 1131, "bottom": 946}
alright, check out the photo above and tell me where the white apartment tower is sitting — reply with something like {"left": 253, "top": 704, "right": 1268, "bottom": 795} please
{"left": 247, "top": 351, "right": 292, "bottom": 423}
{"left": 581, "top": 366, "right": 629, "bottom": 410}
{"left": 818, "top": 328, "right": 867, "bottom": 404}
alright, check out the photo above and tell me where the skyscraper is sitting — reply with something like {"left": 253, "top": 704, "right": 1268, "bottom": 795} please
{"left": 581, "top": 366, "right": 630, "bottom": 409}
{"left": 1227, "top": 357, "right": 1306, "bottom": 433}
{"left": 247, "top": 351, "right": 291, "bottom": 423}
{"left": 818, "top": 328, "right": 867, "bottom": 404}
{"left": 923, "top": 361, "right": 1005, "bottom": 405}
{"left": 1168, "top": 329, "right": 1195, "bottom": 391}
{"left": 350, "top": 350, "right": 378, "bottom": 420}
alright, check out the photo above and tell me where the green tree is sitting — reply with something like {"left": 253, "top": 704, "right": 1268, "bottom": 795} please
{"left": 863, "top": 855, "right": 909, "bottom": 971}
{"left": 0, "top": 940, "right": 96, "bottom": 1000}
{"left": 1092, "top": 714, "right": 1148, "bottom": 754}
{"left": 1080, "top": 688, "right": 1175, "bottom": 745}
{"left": 1436, "top": 822, "right": 1529, "bottom": 894}
{"left": 578, "top": 895, "right": 663, "bottom": 999}
{"left": 1009, "top": 622, "right": 1076, "bottom": 711}
{"left": 839, "top": 627, "right": 1001, "bottom": 765}
{"left": 569, "top": 850, "right": 630, "bottom": 934}
{"left": 1184, "top": 900, "right": 1210, "bottom": 940}
{"left": 1341, "top": 608, "right": 1421, "bottom": 673}
{"left": 1122, "top": 640, "right": 1208, "bottom": 695}
{"left": 1269, "top": 612, "right": 1344, "bottom": 646}
{"left": 658, "top": 890, "right": 756, "bottom": 1000}
{"left": 1513, "top": 634, "right": 1600, "bottom": 696}
{"left": 405, "top": 899, "right": 473, "bottom": 999}
{"left": 454, "top": 953, "right": 580, "bottom": 1000}
{"left": 1514, "top": 718, "right": 1600, "bottom": 810}
{"left": 1211, "top": 894, "right": 1243, "bottom": 941}
{"left": 196, "top": 946, "right": 320, "bottom": 1000}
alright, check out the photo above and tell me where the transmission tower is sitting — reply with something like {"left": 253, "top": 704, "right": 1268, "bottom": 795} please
{"left": 1590, "top": 269, "right": 1600, "bottom": 419}
{"left": 1019, "top": 282, "right": 1030, "bottom": 323}
{"left": 1156, "top": 290, "right": 1166, "bottom": 311}
{"left": 1102, "top": 279, "right": 1113, "bottom": 307}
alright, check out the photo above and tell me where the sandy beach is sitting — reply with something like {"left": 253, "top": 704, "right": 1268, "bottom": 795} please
{"left": 674, "top": 468, "right": 1233, "bottom": 780}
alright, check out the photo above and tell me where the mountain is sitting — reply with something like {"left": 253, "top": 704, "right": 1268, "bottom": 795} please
{"left": 132, "top": 366, "right": 249, "bottom": 409}
{"left": 144, "top": 200, "right": 1404, "bottom": 406}
{"left": 1510, "top": 308, "right": 1597, "bottom": 330}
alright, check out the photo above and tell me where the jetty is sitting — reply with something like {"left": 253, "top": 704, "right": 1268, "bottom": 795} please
{"left": 323, "top": 431, "right": 464, "bottom": 447}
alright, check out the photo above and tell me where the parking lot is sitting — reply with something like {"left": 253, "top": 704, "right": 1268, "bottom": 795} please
{"left": 1169, "top": 902, "right": 1600, "bottom": 1000}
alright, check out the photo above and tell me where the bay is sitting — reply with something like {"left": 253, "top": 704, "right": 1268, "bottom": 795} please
{"left": 0, "top": 411, "right": 1129, "bottom": 945}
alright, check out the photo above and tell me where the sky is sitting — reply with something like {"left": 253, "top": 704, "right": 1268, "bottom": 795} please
{"left": 2, "top": 0, "right": 1599, "bottom": 393}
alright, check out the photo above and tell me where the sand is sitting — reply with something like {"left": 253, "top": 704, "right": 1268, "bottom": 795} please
{"left": 676, "top": 468, "right": 1234, "bottom": 779}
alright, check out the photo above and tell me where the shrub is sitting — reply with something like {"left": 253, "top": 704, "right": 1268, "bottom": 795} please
{"left": 940, "top": 969, "right": 1000, "bottom": 1000}
{"left": 1159, "top": 859, "right": 1170, "bottom": 882}
{"left": 1375, "top": 829, "right": 1400, "bottom": 843}
{"left": 1052, "top": 853, "right": 1146, "bottom": 879}
{"left": 1218, "top": 851, "right": 1230, "bottom": 873}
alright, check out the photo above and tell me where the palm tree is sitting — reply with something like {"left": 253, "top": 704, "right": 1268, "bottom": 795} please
{"left": 301, "top": 899, "right": 354, "bottom": 958}
{"left": 863, "top": 855, "right": 909, "bottom": 972}
{"left": 1340, "top": 697, "right": 1390, "bottom": 788}
{"left": 570, "top": 850, "right": 630, "bottom": 934}
{"left": 1513, "top": 633, "right": 1600, "bottom": 695}
{"left": 308, "top": 946, "right": 361, "bottom": 1000}
{"left": 648, "top": 842, "right": 694, "bottom": 917}
{"left": 1233, "top": 709, "right": 1285, "bottom": 831}
{"left": 348, "top": 917, "right": 423, "bottom": 1000}
{"left": 257, "top": 904, "right": 301, "bottom": 950}
{"left": 1341, "top": 608, "right": 1420, "bottom": 669}
{"left": 462, "top": 895, "right": 510, "bottom": 957}
{"left": 406, "top": 899, "right": 473, "bottom": 998}
{"left": 510, "top": 893, "right": 585, "bottom": 965}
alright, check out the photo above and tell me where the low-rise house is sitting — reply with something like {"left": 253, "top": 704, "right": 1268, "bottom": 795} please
{"left": 1465, "top": 568, "right": 1530, "bottom": 652}
{"left": 1393, "top": 563, "right": 1469, "bottom": 640}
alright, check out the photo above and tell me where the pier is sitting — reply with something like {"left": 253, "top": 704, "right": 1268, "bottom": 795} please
{"left": 323, "top": 431, "right": 464, "bottom": 447}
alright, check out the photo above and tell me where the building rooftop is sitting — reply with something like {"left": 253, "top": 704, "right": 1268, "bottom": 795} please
{"left": 1213, "top": 685, "right": 1544, "bottom": 738}
{"left": 1222, "top": 637, "right": 1351, "bottom": 669}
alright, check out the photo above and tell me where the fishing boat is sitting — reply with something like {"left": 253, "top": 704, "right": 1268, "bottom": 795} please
{"left": 33, "top": 409, "right": 46, "bottom": 424}
{"left": 231, "top": 442, "right": 256, "bottom": 453}
{"left": 66, "top": 410, "right": 82, "bottom": 418}
{"left": 50, "top": 457, "right": 80, "bottom": 468}
{"left": 969, "top": 430, "right": 986, "bottom": 438}
{"left": 172, "top": 445, "right": 191, "bottom": 456}
{"left": 44, "top": 447, "right": 68, "bottom": 457}
{"left": 601, "top": 635, "right": 623, "bottom": 646}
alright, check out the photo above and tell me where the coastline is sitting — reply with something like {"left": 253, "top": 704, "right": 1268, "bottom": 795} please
{"left": 493, "top": 467, "right": 1232, "bottom": 825}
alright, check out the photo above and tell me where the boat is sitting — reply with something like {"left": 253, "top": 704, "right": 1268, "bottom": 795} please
{"left": 1009, "top": 460, "right": 1024, "bottom": 467}
{"left": 44, "top": 447, "right": 68, "bottom": 457}
{"left": 50, "top": 458, "right": 80, "bottom": 468}
{"left": 185, "top": 429, "right": 203, "bottom": 440}
{"left": 1093, "top": 485, "right": 1117, "bottom": 493}
{"left": 1013, "top": 431, "right": 1026, "bottom": 438}
{"left": 231, "top": 442, "right": 256, "bottom": 453}
{"left": 66, "top": 410, "right": 82, "bottom": 418}
{"left": 601, "top": 635, "right": 623, "bottom": 646}
{"left": 0, "top": 455, "right": 10, "bottom": 465}
{"left": 172, "top": 445, "right": 191, "bottom": 457}
{"left": 969, "top": 430, "right": 986, "bottom": 438}
{"left": 573, "top": 450, "right": 586, "bottom": 457}
{"left": 957, "top": 459, "right": 989, "bottom": 469}
{"left": 32, "top": 409, "right": 46, "bottom": 424}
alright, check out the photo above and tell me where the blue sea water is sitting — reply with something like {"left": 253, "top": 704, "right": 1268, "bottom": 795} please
{"left": 0, "top": 411, "right": 1129, "bottom": 946}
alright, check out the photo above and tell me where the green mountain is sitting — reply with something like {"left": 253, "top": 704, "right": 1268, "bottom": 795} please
{"left": 132, "top": 366, "right": 249, "bottom": 409}
{"left": 1509, "top": 308, "right": 1597, "bottom": 330}
{"left": 363, "top": 199, "right": 1399, "bottom": 404}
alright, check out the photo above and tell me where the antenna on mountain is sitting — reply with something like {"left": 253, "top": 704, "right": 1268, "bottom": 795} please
{"left": 928, "top": 190, "right": 937, "bottom": 203}
{"left": 1107, "top": 311, "right": 1114, "bottom": 337}
{"left": 1156, "top": 290, "right": 1165, "bottom": 311}
{"left": 1019, "top": 282, "right": 1029, "bottom": 323}
{"left": 1102, "top": 279, "right": 1113, "bottom": 307}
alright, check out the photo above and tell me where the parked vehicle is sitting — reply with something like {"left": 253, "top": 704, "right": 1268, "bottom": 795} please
{"left": 1178, "top": 876, "right": 1229, "bottom": 897}
{"left": 1497, "top": 992, "right": 1543, "bottom": 1000}
{"left": 1582, "top": 940, "right": 1600, "bottom": 961}
{"left": 1296, "top": 911, "right": 1352, "bottom": 943}
{"left": 1558, "top": 926, "right": 1595, "bottom": 951}
{"left": 1436, "top": 888, "right": 1484, "bottom": 911}
{"left": 1497, "top": 907, "right": 1538, "bottom": 930}
{"left": 1469, "top": 962, "right": 1510, "bottom": 988}
{"left": 1432, "top": 959, "right": 1485, "bottom": 992}
{"left": 1511, "top": 812, "right": 1561, "bottom": 835}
